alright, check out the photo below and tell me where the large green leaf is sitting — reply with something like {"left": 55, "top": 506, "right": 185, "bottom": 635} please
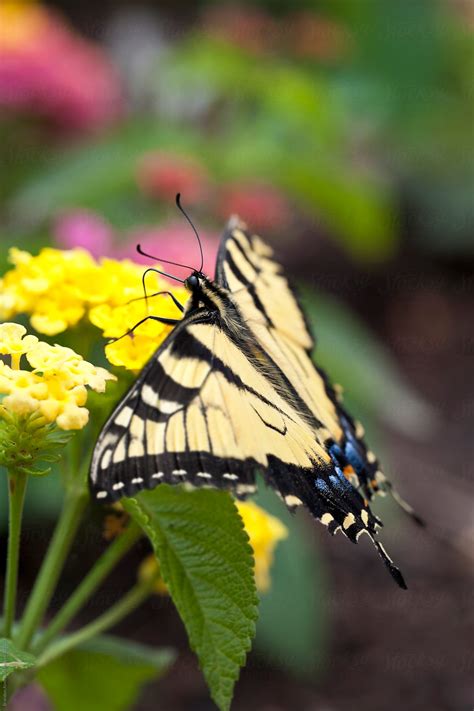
{"left": 254, "top": 485, "right": 329, "bottom": 677}
{"left": 125, "top": 486, "right": 258, "bottom": 711}
{"left": 0, "top": 639, "right": 36, "bottom": 682}
{"left": 37, "top": 635, "right": 175, "bottom": 711}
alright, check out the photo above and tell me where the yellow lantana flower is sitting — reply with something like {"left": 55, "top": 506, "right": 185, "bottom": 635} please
{"left": 0, "top": 321, "right": 39, "bottom": 369}
{"left": 0, "top": 246, "right": 187, "bottom": 371}
{"left": 138, "top": 555, "right": 170, "bottom": 596}
{"left": 236, "top": 501, "right": 288, "bottom": 592}
{"left": 139, "top": 501, "right": 288, "bottom": 594}
{"left": 0, "top": 323, "right": 116, "bottom": 430}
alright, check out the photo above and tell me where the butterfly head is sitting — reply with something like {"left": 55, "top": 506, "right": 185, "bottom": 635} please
{"left": 184, "top": 271, "right": 205, "bottom": 292}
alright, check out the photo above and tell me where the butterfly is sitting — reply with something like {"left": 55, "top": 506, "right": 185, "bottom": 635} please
{"left": 90, "top": 207, "right": 419, "bottom": 588}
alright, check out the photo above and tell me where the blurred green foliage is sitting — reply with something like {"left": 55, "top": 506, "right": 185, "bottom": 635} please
{"left": 37, "top": 635, "right": 175, "bottom": 711}
{"left": 254, "top": 481, "right": 329, "bottom": 678}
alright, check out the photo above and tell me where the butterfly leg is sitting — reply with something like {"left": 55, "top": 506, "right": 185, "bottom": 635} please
{"left": 127, "top": 290, "right": 185, "bottom": 312}
{"left": 150, "top": 291, "right": 185, "bottom": 312}
{"left": 109, "top": 315, "right": 181, "bottom": 343}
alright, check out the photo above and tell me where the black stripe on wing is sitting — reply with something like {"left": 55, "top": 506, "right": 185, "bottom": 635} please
{"left": 215, "top": 220, "right": 315, "bottom": 353}
{"left": 92, "top": 451, "right": 256, "bottom": 502}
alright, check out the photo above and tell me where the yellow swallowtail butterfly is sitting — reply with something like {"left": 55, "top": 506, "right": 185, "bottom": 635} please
{"left": 90, "top": 202, "right": 419, "bottom": 588}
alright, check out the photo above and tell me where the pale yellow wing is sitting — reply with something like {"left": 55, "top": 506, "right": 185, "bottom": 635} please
{"left": 215, "top": 220, "right": 415, "bottom": 515}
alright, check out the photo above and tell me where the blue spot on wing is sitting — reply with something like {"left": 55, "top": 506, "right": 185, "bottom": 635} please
{"left": 344, "top": 440, "right": 366, "bottom": 475}
{"left": 315, "top": 477, "right": 331, "bottom": 495}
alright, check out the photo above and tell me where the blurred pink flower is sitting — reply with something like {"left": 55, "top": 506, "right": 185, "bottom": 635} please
{"left": 217, "top": 181, "right": 291, "bottom": 232}
{"left": 53, "top": 210, "right": 115, "bottom": 257}
{"left": 136, "top": 151, "right": 210, "bottom": 204}
{"left": 9, "top": 683, "right": 51, "bottom": 711}
{"left": 0, "top": 2, "right": 122, "bottom": 131}
{"left": 121, "top": 222, "right": 220, "bottom": 276}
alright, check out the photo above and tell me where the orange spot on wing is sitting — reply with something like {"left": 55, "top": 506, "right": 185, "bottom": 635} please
{"left": 343, "top": 465, "right": 356, "bottom": 480}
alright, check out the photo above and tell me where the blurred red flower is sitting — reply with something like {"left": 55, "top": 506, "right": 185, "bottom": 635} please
{"left": 137, "top": 151, "right": 211, "bottom": 204}
{"left": 217, "top": 182, "right": 291, "bottom": 232}
{"left": 202, "top": 4, "right": 277, "bottom": 56}
{"left": 0, "top": 2, "right": 121, "bottom": 131}
{"left": 120, "top": 222, "right": 220, "bottom": 276}
{"left": 202, "top": 5, "right": 348, "bottom": 62}
{"left": 286, "top": 12, "right": 349, "bottom": 61}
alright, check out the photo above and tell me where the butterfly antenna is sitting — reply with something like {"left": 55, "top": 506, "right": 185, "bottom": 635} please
{"left": 176, "top": 193, "right": 204, "bottom": 272}
{"left": 137, "top": 262, "right": 185, "bottom": 285}
{"left": 136, "top": 244, "right": 194, "bottom": 272}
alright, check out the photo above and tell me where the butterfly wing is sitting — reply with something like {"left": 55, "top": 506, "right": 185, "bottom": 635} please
{"left": 216, "top": 219, "right": 417, "bottom": 516}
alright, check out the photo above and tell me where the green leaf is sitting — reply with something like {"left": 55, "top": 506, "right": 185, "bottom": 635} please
{"left": 0, "top": 639, "right": 36, "bottom": 682}
{"left": 125, "top": 486, "right": 258, "bottom": 711}
{"left": 37, "top": 635, "right": 175, "bottom": 711}
{"left": 254, "top": 485, "right": 329, "bottom": 677}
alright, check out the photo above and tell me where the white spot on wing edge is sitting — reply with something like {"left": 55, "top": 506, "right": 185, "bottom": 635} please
{"left": 197, "top": 472, "right": 212, "bottom": 479}
{"left": 112, "top": 482, "right": 125, "bottom": 491}
{"left": 355, "top": 421, "right": 365, "bottom": 438}
{"left": 235, "top": 483, "right": 256, "bottom": 494}
{"left": 222, "top": 473, "right": 238, "bottom": 480}
{"left": 172, "top": 469, "right": 187, "bottom": 476}
{"left": 96, "top": 491, "right": 108, "bottom": 499}
{"left": 284, "top": 495, "right": 303, "bottom": 507}
{"left": 343, "top": 513, "right": 356, "bottom": 529}
{"left": 131, "top": 477, "right": 144, "bottom": 484}
{"left": 152, "top": 472, "right": 164, "bottom": 479}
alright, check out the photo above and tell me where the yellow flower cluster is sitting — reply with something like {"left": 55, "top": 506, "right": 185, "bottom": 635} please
{"left": 139, "top": 501, "right": 288, "bottom": 594}
{"left": 0, "top": 247, "right": 187, "bottom": 371}
{"left": 0, "top": 323, "right": 115, "bottom": 430}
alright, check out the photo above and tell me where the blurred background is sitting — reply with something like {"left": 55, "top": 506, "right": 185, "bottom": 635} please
{"left": 0, "top": 1, "right": 473, "bottom": 710}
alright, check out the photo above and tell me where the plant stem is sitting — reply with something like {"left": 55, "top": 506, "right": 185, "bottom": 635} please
{"left": 3, "top": 471, "right": 28, "bottom": 638}
{"left": 36, "top": 575, "right": 158, "bottom": 668}
{"left": 14, "top": 489, "right": 88, "bottom": 651}
{"left": 32, "top": 522, "right": 142, "bottom": 655}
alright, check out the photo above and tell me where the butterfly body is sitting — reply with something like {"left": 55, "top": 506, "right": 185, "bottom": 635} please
{"left": 91, "top": 218, "right": 415, "bottom": 588}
